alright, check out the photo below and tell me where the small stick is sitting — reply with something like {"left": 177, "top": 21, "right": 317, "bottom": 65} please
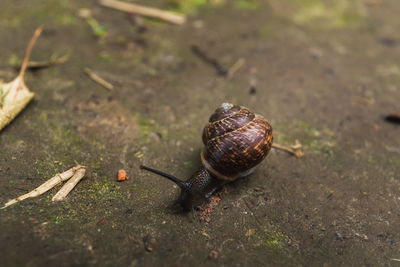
{"left": 52, "top": 167, "right": 86, "bottom": 202}
{"left": 228, "top": 58, "right": 245, "bottom": 78}
{"left": 191, "top": 44, "right": 228, "bottom": 77}
{"left": 272, "top": 141, "right": 304, "bottom": 158}
{"left": 84, "top": 68, "right": 114, "bottom": 91}
{"left": 18, "top": 54, "right": 69, "bottom": 70}
{"left": 1, "top": 165, "right": 82, "bottom": 209}
{"left": 18, "top": 27, "right": 44, "bottom": 80}
{"left": 99, "top": 0, "right": 186, "bottom": 25}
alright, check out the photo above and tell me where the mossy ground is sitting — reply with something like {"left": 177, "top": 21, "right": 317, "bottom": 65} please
{"left": 1, "top": 0, "right": 400, "bottom": 266}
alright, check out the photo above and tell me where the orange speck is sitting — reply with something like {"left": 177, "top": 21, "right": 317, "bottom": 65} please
{"left": 117, "top": 169, "right": 127, "bottom": 181}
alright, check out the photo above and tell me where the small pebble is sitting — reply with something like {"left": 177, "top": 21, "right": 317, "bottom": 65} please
{"left": 335, "top": 232, "right": 344, "bottom": 241}
{"left": 125, "top": 209, "right": 133, "bottom": 215}
{"left": 117, "top": 169, "right": 127, "bottom": 181}
{"left": 208, "top": 250, "right": 218, "bottom": 259}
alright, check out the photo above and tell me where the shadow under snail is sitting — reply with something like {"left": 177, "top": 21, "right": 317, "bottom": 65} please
{"left": 140, "top": 103, "right": 273, "bottom": 211}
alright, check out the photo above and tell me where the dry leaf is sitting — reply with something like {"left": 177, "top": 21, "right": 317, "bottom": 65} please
{"left": 0, "top": 27, "right": 43, "bottom": 131}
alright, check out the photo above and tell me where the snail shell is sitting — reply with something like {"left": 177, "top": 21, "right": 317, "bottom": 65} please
{"left": 201, "top": 103, "right": 273, "bottom": 181}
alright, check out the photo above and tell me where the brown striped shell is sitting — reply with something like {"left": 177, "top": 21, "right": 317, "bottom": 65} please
{"left": 201, "top": 103, "right": 273, "bottom": 181}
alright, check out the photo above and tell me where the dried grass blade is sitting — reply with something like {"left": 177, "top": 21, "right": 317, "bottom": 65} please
{"left": 52, "top": 167, "right": 86, "bottom": 202}
{"left": 99, "top": 0, "right": 186, "bottom": 25}
{"left": 1, "top": 165, "right": 82, "bottom": 209}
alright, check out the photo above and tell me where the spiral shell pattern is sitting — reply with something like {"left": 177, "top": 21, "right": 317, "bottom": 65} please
{"left": 201, "top": 103, "right": 273, "bottom": 181}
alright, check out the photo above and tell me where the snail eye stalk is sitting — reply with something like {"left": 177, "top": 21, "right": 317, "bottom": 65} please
{"left": 140, "top": 165, "right": 206, "bottom": 199}
{"left": 140, "top": 165, "right": 189, "bottom": 191}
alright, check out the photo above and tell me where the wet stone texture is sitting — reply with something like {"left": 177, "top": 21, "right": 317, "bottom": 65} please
{"left": 0, "top": 0, "right": 400, "bottom": 266}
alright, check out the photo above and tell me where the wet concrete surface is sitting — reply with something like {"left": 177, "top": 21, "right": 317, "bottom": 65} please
{"left": 0, "top": 0, "right": 400, "bottom": 266}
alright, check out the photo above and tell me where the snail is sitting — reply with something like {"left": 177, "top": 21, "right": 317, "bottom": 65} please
{"left": 140, "top": 103, "right": 273, "bottom": 211}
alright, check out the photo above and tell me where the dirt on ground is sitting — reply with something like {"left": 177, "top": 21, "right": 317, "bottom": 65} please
{"left": 0, "top": 0, "right": 400, "bottom": 266}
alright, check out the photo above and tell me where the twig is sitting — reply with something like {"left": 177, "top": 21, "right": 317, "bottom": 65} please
{"left": 99, "top": 0, "right": 186, "bottom": 25}
{"left": 228, "top": 58, "right": 245, "bottom": 78}
{"left": 18, "top": 27, "right": 44, "bottom": 79}
{"left": 21, "top": 54, "right": 69, "bottom": 70}
{"left": 272, "top": 140, "right": 304, "bottom": 158}
{"left": 84, "top": 68, "right": 114, "bottom": 91}
{"left": 1, "top": 165, "right": 83, "bottom": 209}
{"left": 391, "top": 258, "right": 400, "bottom": 262}
{"left": 52, "top": 167, "right": 86, "bottom": 202}
{"left": 191, "top": 44, "right": 228, "bottom": 77}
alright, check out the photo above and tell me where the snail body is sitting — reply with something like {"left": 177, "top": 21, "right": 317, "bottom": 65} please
{"left": 140, "top": 103, "right": 273, "bottom": 211}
